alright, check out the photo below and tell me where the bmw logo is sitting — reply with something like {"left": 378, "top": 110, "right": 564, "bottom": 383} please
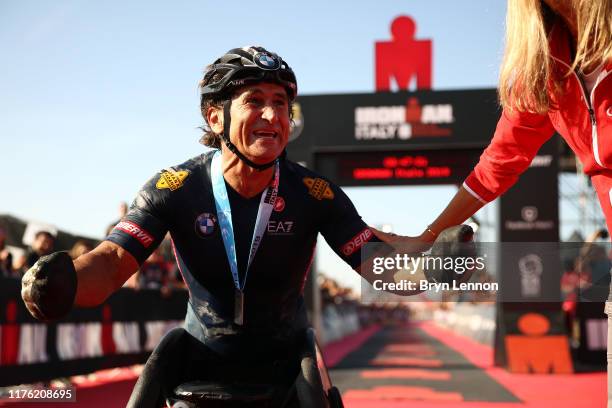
{"left": 195, "top": 213, "right": 217, "bottom": 238}
{"left": 254, "top": 52, "right": 280, "bottom": 70}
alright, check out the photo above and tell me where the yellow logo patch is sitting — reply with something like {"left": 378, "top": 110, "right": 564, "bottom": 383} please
{"left": 156, "top": 170, "right": 189, "bottom": 191}
{"left": 303, "top": 177, "right": 334, "bottom": 200}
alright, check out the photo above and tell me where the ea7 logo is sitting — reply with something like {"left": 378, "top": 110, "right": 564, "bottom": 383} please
{"left": 268, "top": 221, "right": 294, "bottom": 234}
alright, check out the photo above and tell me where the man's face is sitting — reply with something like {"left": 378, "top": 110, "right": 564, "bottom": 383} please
{"left": 212, "top": 82, "right": 290, "bottom": 164}
{"left": 33, "top": 232, "right": 54, "bottom": 255}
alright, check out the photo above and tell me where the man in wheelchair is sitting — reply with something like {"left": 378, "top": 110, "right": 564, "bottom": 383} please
{"left": 21, "top": 45, "right": 474, "bottom": 407}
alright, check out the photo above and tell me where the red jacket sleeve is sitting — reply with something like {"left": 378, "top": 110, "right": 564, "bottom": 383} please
{"left": 463, "top": 108, "right": 555, "bottom": 202}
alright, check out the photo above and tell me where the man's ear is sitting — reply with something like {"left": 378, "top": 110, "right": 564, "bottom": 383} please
{"left": 206, "top": 106, "right": 224, "bottom": 135}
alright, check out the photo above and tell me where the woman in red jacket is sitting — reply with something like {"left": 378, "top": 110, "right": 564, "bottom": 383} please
{"left": 413, "top": 0, "right": 611, "bottom": 402}
{"left": 418, "top": 0, "right": 610, "bottom": 240}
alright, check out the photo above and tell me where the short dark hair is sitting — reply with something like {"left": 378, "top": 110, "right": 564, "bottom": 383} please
{"left": 199, "top": 69, "right": 229, "bottom": 149}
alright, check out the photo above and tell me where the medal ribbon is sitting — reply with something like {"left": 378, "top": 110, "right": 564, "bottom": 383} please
{"left": 211, "top": 150, "right": 279, "bottom": 293}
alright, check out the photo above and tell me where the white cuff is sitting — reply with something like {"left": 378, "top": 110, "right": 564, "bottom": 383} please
{"left": 462, "top": 181, "right": 488, "bottom": 204}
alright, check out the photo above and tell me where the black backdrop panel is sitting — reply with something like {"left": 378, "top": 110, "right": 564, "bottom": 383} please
{"left": 292, "top": 88, "right": 499, "bottom": 153}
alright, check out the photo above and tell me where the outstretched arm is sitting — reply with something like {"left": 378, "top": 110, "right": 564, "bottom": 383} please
{"left": 418, "top": 186, "right": 484, "bottom": 242}
{"left": 23, "top": 168, "right": 174, "bottom": 321}
{"left": 368, "top": 186, "right": 483, "bottom": 255}
{"left": 416, "top": 106, "right": 556, "bottom": 241}
{"left": 22, "top": 240, "right": 139, "bottom": 321}
{"left": 73, "top": 241, "right": 139, "bottom": 306}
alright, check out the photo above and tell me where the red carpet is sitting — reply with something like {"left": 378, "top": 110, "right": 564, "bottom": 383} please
{"left": 1, "top": 322, "right": 606, "bottom": 407}
{"left": 419, "top": 321, "right": 606, "bottom": 408}
{"left": 322, "top": 324, "right": 381, "bottom": 367}
{"left": 338, "top": 322, "right": 605, "bottom": 408}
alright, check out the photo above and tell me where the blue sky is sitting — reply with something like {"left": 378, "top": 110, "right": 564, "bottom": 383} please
{"left": 6, "top": 1, "right": 599, "bottom": 290}
{"left": 1, "top": 1, "right": 516, "bottom": 289}
{"left": 1, "top": 0, "right": 506, "bottom": 238}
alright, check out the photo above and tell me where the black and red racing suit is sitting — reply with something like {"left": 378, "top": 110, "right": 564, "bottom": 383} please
{"left": 107, "top": 150, "right": 384, "bottom": 352}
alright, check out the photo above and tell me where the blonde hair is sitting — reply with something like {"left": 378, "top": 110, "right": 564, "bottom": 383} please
{"left": 499, "top": 0, "right": 612, "bottom": 113}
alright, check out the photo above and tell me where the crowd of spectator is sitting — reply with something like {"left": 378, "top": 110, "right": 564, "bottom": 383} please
{"left": 5, "top": 210, "right": 610, "bottom": 309}
{"left": 319, "top": 276, "right": 411, "bottom": 344}
{"left": 0, "top": 227, "right": 14, "bottom": 278}
{"left": 1, "top": 228, "right": 57, "bottom": 279}
{"left": 560, "top": 229, "right": 612, "bottom": 342}
{"left": 559, "top": 229, "right": 612, "bottom": 307}
{"left": 122, "top": 235, "right": 186, "bottom": 296}
{"left": 0, "top": 205, "right": 186, "bottom": 296}
{"left": 2, "top": 231, "right": 407, "bottom": 350}
{"left": 1, "top": 207, "right": 413, "bottom": 346}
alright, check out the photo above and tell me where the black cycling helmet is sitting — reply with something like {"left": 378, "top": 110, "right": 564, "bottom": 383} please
{"left": 199, "top": 46, "right": 297, "bottom": 171}
{"left": 200, "top": 46, "right": 297, "bottom": 101}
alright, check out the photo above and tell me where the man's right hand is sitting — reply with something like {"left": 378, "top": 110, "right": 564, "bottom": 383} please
{"left": 21, "top": 251, "right": 77, "bottom": 321}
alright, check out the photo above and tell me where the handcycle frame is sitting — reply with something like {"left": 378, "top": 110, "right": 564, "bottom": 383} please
{"left": 163, "top": 328, "right": 344, "bottom": 408}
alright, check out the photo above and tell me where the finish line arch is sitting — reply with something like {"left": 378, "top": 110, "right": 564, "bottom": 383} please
{"left": 288, "top": 88, "right": 573, "bottom": 372}
{"left": 288, "top": 88, "right": 498, "bottom": 185}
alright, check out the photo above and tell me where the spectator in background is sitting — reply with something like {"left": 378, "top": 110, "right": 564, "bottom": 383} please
{"left": 576, "top": 229, "right": 612, "bottom": 301}
{"left": 132, "top": 234, "right": 184, "bottom": 294}
{"left": 561, "top": 259, "right": 580, "bottom": 300}
{"left": 69, "top": 240, "right": 94, "bottom": 260}
{"left": 138, "top": 248, "right": 170, "bottom": 290}
{"left": 0, "top": 227, "right": 14, "bottom": 278}
{"left": 12, "top": 254, "right": 28, "bottom": 277}
{"left": 105, "top": 201, "right": 128, "bottom": 237}
{"left": 138, "top": 244, "right": 188, "bottom": 299}
{"left": 24, "top": 230, "right": 55, "bottom": 269}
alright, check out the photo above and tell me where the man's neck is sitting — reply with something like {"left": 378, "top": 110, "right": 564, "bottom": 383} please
{"left": 220, "top": 149, "right": 275, "bottom": 198}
